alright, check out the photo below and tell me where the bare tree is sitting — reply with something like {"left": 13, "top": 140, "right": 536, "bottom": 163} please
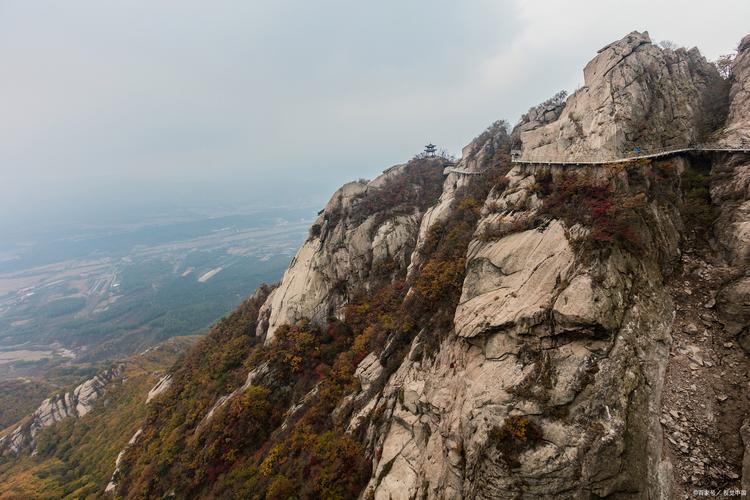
{"left": 437, "top": 148, "right": 457, "bottom": 162}
{"left": 659, "top": 40, "right": 679, "bottom": 51}
{"left": 541, "top": 90, "right": 567, "bottom": 108}
{"left": 714, "top": 53, "right": 736, "bottom": 79}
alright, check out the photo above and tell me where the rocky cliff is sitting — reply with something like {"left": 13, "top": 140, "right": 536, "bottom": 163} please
{"left": 517, "top": 31, "right": 726, "bottom": 161}
{"left": 258, "top": 160, "right": 445, "bottom": 343}
{"left": 109, "top": 31, "right": 750, "bottom": 499}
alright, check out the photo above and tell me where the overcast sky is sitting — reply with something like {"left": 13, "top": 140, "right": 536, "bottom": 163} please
{"left": 1, "top": 0, "right": 749, "bottom": 232}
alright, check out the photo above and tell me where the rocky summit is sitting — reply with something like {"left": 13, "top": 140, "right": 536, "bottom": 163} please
{"left": 2, "top": 30, "right": 749, "bottom": 499}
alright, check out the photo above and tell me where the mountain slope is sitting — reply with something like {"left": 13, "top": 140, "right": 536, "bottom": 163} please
{"left": 5, "top": 30, "right": 748, "bottom": 499}
{"left": 0, "top": 338, "right": 193, "bottom": 499}
{"left": 113, "top": 31, "right": 750, "bottom": 499}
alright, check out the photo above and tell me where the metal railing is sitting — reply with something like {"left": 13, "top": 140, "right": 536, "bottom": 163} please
{"left": 511, "top": 140, "right": 750, "bottom": 165}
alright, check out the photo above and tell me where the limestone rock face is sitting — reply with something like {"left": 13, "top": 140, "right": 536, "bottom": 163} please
{"left": 518, "top": 31, "right": 723, "bottom": 161}
{"left": 0, "top": 366, "right": 122, "bottom": 456}
{"left": 259, "top": 161, "right": 445, "bottom": 343}
{"left": 364, "top": 305, "right": 671, "bottom": 499}
{"left": 710, "top": 157, "right": 750, "bottom": 266}
{"left": 712, "top": 38, "right": 750, "bottom": 350}
{"left": 718, "top": 277, "right": 750, "bottom": 352}
{"left": 513, "top": 98, "right": 565, "bottom": 137}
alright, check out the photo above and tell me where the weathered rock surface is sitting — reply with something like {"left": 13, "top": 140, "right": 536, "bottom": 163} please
{"left": 0, "top": 365, "right": 123, "bottom": 456}
{"left": 722, "top": 34, "right": 750, "bottom": 147}
{"left": 712, "top": 38, "right": 750, "bottom": 353}
{"left": 103, "top": 30, "right": 750, "bottom": 500}
{"left": 351, "top": 33, "right": 749, "bottom": 499}
{"left": 105, "top": 428, "right": 143, "bottom": 494}
{"left": 259, "top": 161, "right": 445, "bottom": 343}
{"left": 408, "top": 122, "right": 509, "bottom": 280}
{"left": 518, "top": 31, "right": 723, "bottom": 161}
{"left": 711, "top": 156, "right": 750, "bottom": 266}
{"left": 455, "top": 220, "right": 574, "bottom": 339}
{"left": 358, "top": 160, "right": 677, "bottom": 498}
{"left": 145, "top": 374, "right": 172, "bottom": 403}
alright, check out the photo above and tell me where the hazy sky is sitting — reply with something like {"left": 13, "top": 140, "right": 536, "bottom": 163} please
{"left": 2, "top": 1, "right": 749, "bottom": 231}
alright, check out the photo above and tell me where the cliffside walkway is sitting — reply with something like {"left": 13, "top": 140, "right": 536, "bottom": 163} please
{"left": 445, "top": 168, "right": 483, "bottom": 176}
{"left": 510, "top": 143, "right": 750, "bottom": 166}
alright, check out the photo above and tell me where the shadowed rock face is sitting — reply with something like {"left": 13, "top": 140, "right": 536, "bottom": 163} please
{"left": 713, "top": 36, "right": 750, "bottom": 358}
{"left": 517, "top": 31, "right": 724, "bottom": 161}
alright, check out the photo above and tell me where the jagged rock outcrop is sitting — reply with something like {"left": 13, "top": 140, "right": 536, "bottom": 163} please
{"left": 258, "top": 159, "right": 446, "bottom": 343}
{"left": 359, "top": 162, "right": 678, "bottom": 499}
{"left": 106, "top": 371, "right": 173, "bottom": 494}
{"left": 0, "top": 365, "right": 123, "bottom": 456}
{"left": 518, "top": 31, "right": 724, "bottom": 160}
{"left": 722, "top": 34, "right": 750, "bottom": 147}
{"left": 513, "top": 97, "right": 565, "bottom": 138}
{"left": 712, "top": 36, "right": 750, "bottom": 354}
{"left": 201, "top": 361, "right": 271, "bottom": 424}
{"left": 454, "top": 219, "right": 575, "bottom": 339}
{"left": 409, "top": 122, "right": 510, "bottom": 279}
{"left": 105, "top": 428, "right": 142, "bottom": 494}
{"left": 145, "top": 374, "right": 172, "bottom": 403}
{"left": 351, "top": 32, "right": 749, "bottom": 499}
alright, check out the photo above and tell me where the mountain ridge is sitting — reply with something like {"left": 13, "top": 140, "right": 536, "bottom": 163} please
{"left": 3, "top": 30, "right": 750, "bottom": 499}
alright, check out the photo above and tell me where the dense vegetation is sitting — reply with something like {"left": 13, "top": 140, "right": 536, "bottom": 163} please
{"left": 532, "top": 168, "right": 646, "bottom": 255}
{"left": 0, "top": 364, "right": 109, "bottom": 433}
{"left": 477, "top": 156, "right": 711, "bottom": 267}
{"left": 39, "top": 297, "right": 87, "bottom": 319}
{"left": 0, "top": 338, "right": 191, "bottom": 499}
{"left": 0, "top": 380, "right": 53, "bottom": 431}
{"left": 678, "top": 158, "right": 717, "bottom": 239}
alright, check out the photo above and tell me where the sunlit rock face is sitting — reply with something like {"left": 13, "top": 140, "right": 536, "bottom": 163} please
{"left": 352, "top": 32, "right": 750, "bottom": 499}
